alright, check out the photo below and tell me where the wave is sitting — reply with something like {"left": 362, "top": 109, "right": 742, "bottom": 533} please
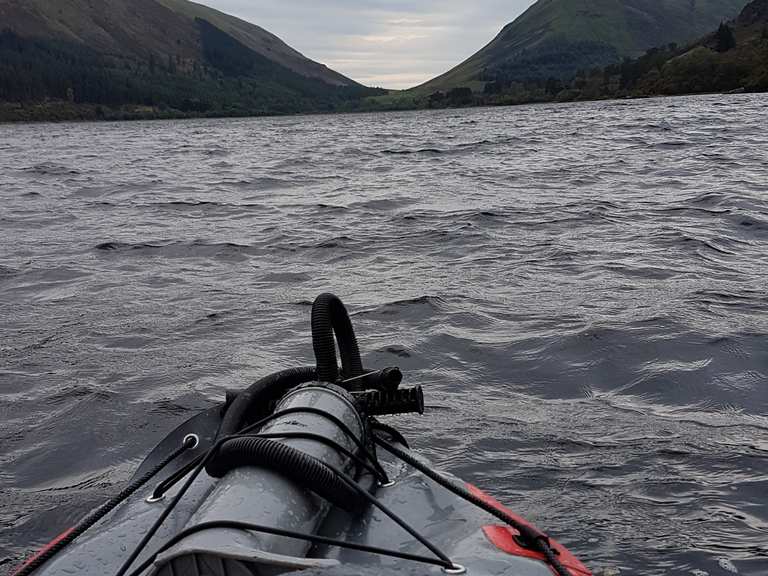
{"left": 5, "top": 95, "right": 768, "bottom": 576}
{"left": 652, "top": 139, "right": 692, "bottom": 149}
{"left": 94, "top": 240, "right": 258, "bottom": 260}
{"left": 316, "top": 203, "right": 348, "bottom": 212}
{"left": 257, "top": 271, "right": 312, "bottom": 283}
{"left": 693, "top": 289, "right": 768, "bottom": 310}
{"left": 348, "top": 197, "right": 416, "bottom": 211}
{"left": 0, "top": 265, "right": 19, "bottom": 277}
{"left": 728, "top": 213, "right": 768, "bottom": 237}
{"left": 381, "top": 135, "right": 523, "bottom": 156}
{"left": 312, "top": 236, "right": 352, "bottom": 249}
{"left": 138, "top": 200, "right": 272, "bottom": 215}
{"left": 381, "top": 147, "right": 445, "bottom": 155}
{"left": 650, "top": 230, "right": 743, "bottom": 257}
{"left": 21, "top": 162, "right": 80, "bottom": 176}
{"left": 356, "top": 295, "right": 448, "bottom": 318}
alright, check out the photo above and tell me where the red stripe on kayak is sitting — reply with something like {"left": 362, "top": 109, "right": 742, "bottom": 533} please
{"left": 466, "top": 483, "right": 593, "bottom": 576}
{"left": 12, "top": 527, "right": 75, "bottom": 575}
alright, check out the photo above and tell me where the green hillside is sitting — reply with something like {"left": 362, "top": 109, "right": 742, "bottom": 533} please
{"left": 367, "top": 0, "right": 766, "bottom": 112}
{"left": 572, "top": 0, "right": 768, "bottom": 98}
{"left": 0, "top": 0, "right": 379, "bottom": 121}
{"left": 418, "top": 0, "right": 749, "bottom": 92}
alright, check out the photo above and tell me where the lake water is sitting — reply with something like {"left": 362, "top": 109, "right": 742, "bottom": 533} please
{"left": 1, "top": 94, "right": 767, "bottom": 576}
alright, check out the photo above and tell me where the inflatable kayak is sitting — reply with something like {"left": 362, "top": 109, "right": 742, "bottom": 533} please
{"left": 14, "top": 294, "right": 592, "bottom": 576}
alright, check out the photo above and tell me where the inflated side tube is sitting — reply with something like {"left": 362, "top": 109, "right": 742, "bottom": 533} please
{"left": 311, "top": 293, "right": 364, "bottom": 383}
{"left": 217, "top": 367, "right": 316, "bottom": 439}
{"left": 206, "top": 437, "right": 366, "bottom": 513}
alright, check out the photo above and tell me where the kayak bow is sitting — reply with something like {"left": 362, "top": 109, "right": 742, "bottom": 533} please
{"left": 17, "top": 293, "right": 592, "bottom": 576}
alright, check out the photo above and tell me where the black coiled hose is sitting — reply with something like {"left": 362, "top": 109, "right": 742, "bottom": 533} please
{"left": 216, "top": 367, "right": 317, "bottom": 439}
{"left": 311, "top": 293, "right": 364, "bottom": 382}
{"left": 206, "top": 436, "right": 365, "bottom": 512}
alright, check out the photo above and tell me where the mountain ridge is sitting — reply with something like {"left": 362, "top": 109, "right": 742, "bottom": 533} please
{"left": 0, "top": 0, "right": 355, "bottom": 86}
{"left": 417, "top": 0, "right": 750, "bottom": 92}
{"left": 154, "top": 0, "right": 353, "bottom": 86}
{"left": 0, "top": 0, "right": 378, "bottom": 121}
{"left": 370, "top": 0, "right": 765, "bottom": 111}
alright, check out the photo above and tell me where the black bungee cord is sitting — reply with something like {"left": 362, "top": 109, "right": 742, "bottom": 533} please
{"left": 217, "top": 405, "right": 390, "bottom": 483}
{"left": 117, "top": 421, "right": 574, "bottom": 576}
{"left": 115, "top": 432, "right": 221, "bottom": 576}
{"left": 13, "top": 434, "right": 198, "bottom": 576}
{"left": 116, "top": 403, "right": 372, "bottom": 575}
{"left": 146, "top": 406, "right": 390, "bottom": 502}
{"left": 19, "top": 413, "right": 574, "bottom": 576}
{"left": 124, "top": 520, "right": 452, "bottom": 576}
{"left": 115, "top": 406, "right": 461, "bottom": 576}
{"left": 374, "top": 434, "right": 573, "bottom": 576}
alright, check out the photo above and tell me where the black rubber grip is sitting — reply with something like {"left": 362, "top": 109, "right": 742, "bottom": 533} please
{"left": 355, "top": 386, "right": 424, "bottom": 416}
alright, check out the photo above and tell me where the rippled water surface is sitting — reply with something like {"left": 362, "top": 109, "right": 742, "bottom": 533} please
{"left": 1, "top": 94, "right": 768, "bottom": 575}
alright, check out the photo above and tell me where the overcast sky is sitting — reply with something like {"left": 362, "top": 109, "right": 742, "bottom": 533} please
{"left": 203, "top": 0, "right": 537, "bottom": 89}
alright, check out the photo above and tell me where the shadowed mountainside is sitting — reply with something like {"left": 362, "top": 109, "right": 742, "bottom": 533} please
{"left": 0, "top": 0, "right": 381, "bottom": 121}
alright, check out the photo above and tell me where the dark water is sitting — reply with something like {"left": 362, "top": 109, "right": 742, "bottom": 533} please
{"left": 1, "top": 94, "right": 767, "bottom": 576}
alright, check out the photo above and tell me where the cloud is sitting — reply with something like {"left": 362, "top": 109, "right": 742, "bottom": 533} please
{"left": 201, "top": 0, "right": 536, "bottom": 89}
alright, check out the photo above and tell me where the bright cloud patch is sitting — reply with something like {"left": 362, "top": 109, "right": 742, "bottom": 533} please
{"left": 202, "top": 0, "right": 535, "bottom": 89}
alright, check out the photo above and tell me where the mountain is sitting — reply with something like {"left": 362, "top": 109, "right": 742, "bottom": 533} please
{"left": 740, "top": 0, "right": 768, "bottom": 23}
{"left": 476, "top": 0, "right": 768, "bottom": 106}
{"left": 0, "top": 0, "right": 378, "bottom": 121}
{"left": 418, "top": 0, "right": 750, "bottom": 92}
{"left": 596, "top": 0, "right": 768, "bottom": 96}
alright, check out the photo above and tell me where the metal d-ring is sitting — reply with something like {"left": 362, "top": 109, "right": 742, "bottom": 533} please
{"left": 146, "top": 435, "right": 199, "bottom": 504}
{"left": 380, "top": 480, "right": 396, "bottom": 488}
{"left": 183, "top": 433, "right": 200, "bottom": 450}
{"left": 442, "top": 564, "right": 466, "bottom": 575}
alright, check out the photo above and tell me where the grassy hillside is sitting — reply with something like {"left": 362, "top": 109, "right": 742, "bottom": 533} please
{"left": 546, "top": 0, "right": 768, "bottom": 101}
{"left": 367, "top": 0, "right": 766, "bottom": 113}
{"left": 418, "top": 0, "right": 749, "bottom": 92}
{"left": 605, "top": 0, "right": 768, "bottom": 95}
{"left": 0, "top": 0, "right": 378, "bottom": 121}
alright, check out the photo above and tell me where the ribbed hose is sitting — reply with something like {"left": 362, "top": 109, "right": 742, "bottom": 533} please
{"left": 311, "top": 293, "right": 364, "bottom": 382}
{"left": 206, "top": 436, "right": 365, "bottom": 512}
{"left": 217, "top": 367, "right": 316, "bottom": 439}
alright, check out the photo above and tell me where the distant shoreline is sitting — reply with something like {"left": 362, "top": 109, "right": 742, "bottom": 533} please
{"left": 0, "top": 101, "right": 299, "bottom": 124}
{"left": 1, "top": 90, "right": 763, "bottom": 125}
